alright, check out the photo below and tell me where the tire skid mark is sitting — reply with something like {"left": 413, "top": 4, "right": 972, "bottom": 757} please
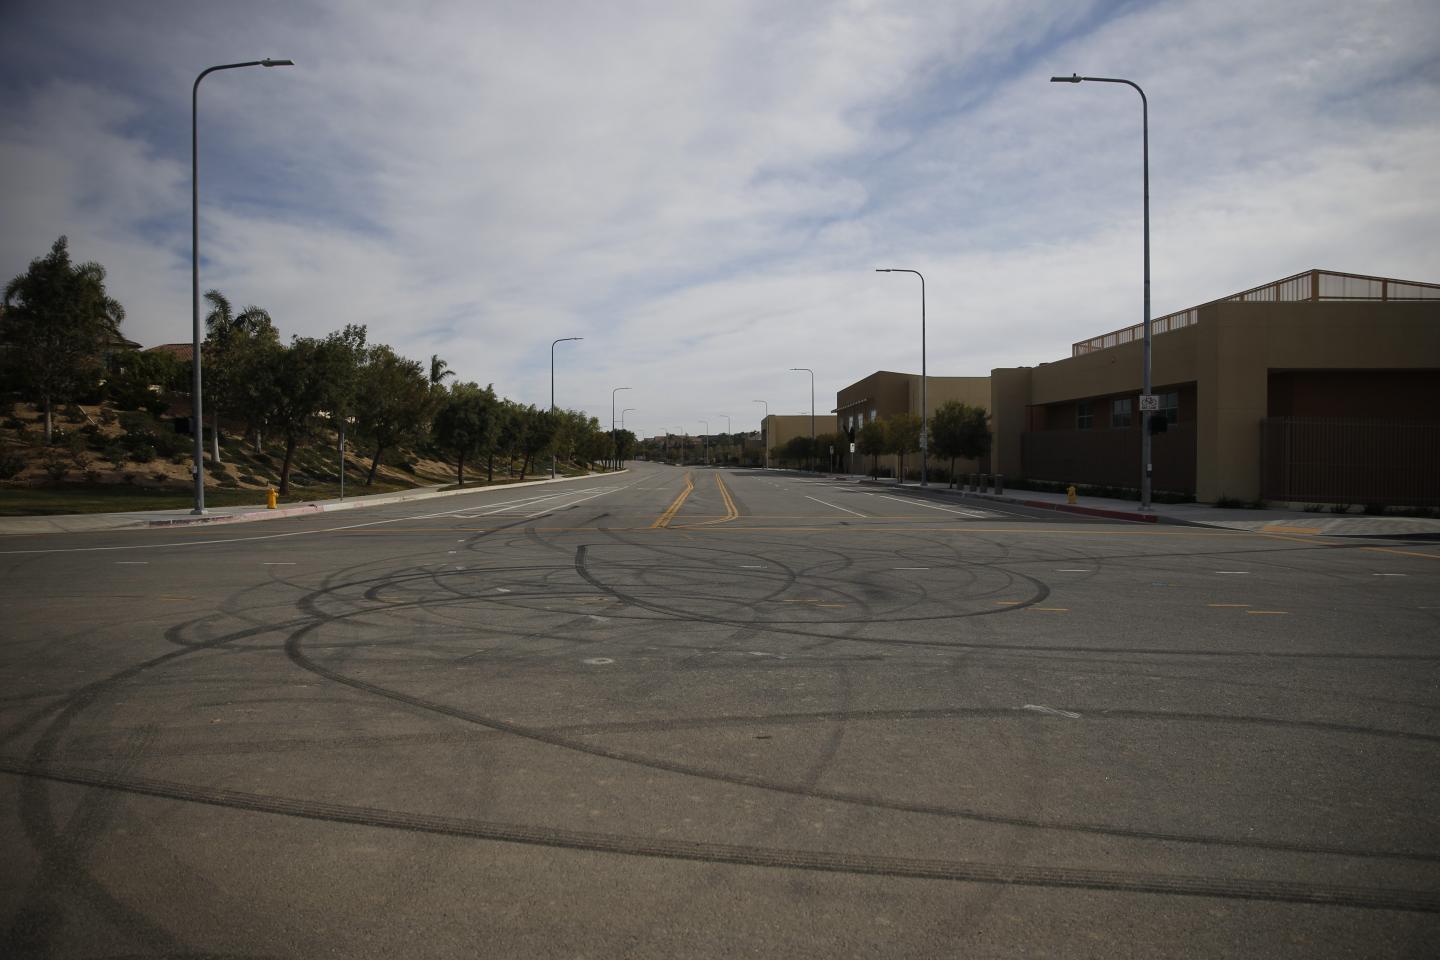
{"left": 279, "top": 595, "right": 1438, "bottom": 864}
{"left": 2, "top": 757, "right": 1437, "bottom": 914}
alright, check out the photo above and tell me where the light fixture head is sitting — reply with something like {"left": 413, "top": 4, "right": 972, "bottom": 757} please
{"left": 261, "top": 58, "right": 295, "bottom": 67}
{"left": 1050, "top": 73, "right": 1081, "bottom": 83}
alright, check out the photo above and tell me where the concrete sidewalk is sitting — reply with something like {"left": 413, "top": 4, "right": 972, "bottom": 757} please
{"left": 0, "top": 470, "right": 625, "bottom": 536}
{"left": 822, "top": 472, "right": 1440, "bottom": 537}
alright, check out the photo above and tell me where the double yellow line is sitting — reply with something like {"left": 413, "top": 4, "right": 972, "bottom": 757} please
{"left": 651, "top": 472, "right": 695, "bottom": 528}
{"left": 651, "top": 472, "right": 741, "bottom": 528}
{"left": 696, "top": 473, "right": 741, "bottom": 526}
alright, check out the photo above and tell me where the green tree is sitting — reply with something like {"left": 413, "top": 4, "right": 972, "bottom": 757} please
{"left": 203, "top": 289, "right": 278, "bottom": 461}
{"left": 266, "top": 337, "right": 333, "bottom": 494}
{"left": 883, "top": 413, "right": 921, "bottom": 482}
{"left": 515, "top": 405, "right": 556, "bottom": 480}
{"left": 2, "top": 236, "right": 125, "bottom": 442}
{"left": 317, "top": 324, "right": 368, "bottom": 477}
{"left": 930, "top": 401, "right": 992, "bottom": 485}
{"left": 433, "top": 382, "right": 498, "bottom": 486}
{"left": 353, "top": 345, "right": 433, "bottom": 485}
{"left": 856, "top": 420, "right": 887, "bottom": 477}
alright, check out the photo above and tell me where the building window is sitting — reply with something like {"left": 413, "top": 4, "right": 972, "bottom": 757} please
{"left": 1077, "top": 401, "right": 1093, "bottom": 430}
{"left": 1160, "top": 391, "right": 1179, "bottom": 424}
{"left": 1111, "top": 397, "right": 1132, "bottom": 428}
{"left": 870, "top": 408, "right": 877, "bottom": 423}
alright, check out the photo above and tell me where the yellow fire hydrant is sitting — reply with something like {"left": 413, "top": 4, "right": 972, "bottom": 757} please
{"left": 1066, "top": 484, "right": 1078, "bottom": 505}
{"left": 267, "top": 487, "right": 278, "bottom": 509}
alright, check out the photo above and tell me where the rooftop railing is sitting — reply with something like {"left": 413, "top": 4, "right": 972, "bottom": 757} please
{"left": 1072, "top": 269, "right": 1440, "bottom": 357}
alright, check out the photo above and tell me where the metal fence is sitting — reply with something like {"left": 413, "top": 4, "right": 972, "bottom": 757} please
{"left": 1021, "top": 422, "right": 1196, "bottom": 495}
{"left": 1261, "top": 418, "right": 1440, "bottom": 507}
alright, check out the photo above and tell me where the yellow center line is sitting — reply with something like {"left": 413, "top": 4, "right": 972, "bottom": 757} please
{"left": 690, "top": 473, "right": 741, "bottom": 526}
{"left": 651, "top": 472, "right": 695, "bottom": 529}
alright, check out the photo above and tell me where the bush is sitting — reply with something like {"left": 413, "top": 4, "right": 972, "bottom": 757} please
{"left": 1303, "top": 503, "right": 1325, "bottom": 512}
{"left": 63, "top": 404, "right": 86, "bottom": 424}
{"left": 102, "top": 442, "right": 128, "bottom": 464}
{"left": 41, "top": 449, "right": 68, "bottom": 485}
{"left": 3, "top": 417, "right": 24, "bottom": 430}
{"left": 99, "top": 408, "right": 118, "bottom": 426}
{"left": 0, "top": 452, "right": 25, "bottom": 480}
{"left": 130, "top": 445, "right": 156, "bottom": 464}
{"left": 84, "top": 469, "right": 102, "bottom": 484}
{"left": 1362, "top": 503, "right": 1388, "bottom": 516}
{"left": 1329, "top": 503, "right": 1352, "bottom": 514}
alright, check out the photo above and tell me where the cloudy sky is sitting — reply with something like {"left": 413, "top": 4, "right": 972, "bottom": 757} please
{"left": 3, "top": 0, "right": 1437, "bottom": 437}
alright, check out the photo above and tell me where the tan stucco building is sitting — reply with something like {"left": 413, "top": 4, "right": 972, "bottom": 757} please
{"left": 834, "top": 371, "right": 990, "bottom": 479}
{"left": 760, "top": 413, "right": 837, "bottom": 467}
{"left": 989, "top": 269, "right": 1440, "bottom": 505}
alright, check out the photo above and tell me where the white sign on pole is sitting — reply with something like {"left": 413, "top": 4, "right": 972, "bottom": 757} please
{"left": 849, "top": 442, "right": 856, "bottom": 453}
{"left": 1138, "top": 394, "right": 1160, "bottom": 412}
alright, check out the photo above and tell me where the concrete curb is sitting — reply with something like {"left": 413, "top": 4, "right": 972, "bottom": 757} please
{"left": 0, "top": 470, "right": 626, "bottom": 536}
{"left": 138, "top": 470, "right": 627, "bottom": 529}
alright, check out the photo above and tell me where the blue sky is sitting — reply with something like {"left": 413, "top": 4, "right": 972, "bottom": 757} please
{"left": 3, "top": 0, "right": 1437, "bottom": 437}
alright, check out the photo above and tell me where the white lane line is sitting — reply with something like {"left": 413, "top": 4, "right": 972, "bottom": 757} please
{"left": 1022, "top": 704, "right": 1081, "bottom": 719}
{"left": 893, "top": 566, "right": 930, "bottom": 570}
{"left": 263, "top": 562, "right": 296, "bottom": 565}
{"left": 1373, "top": 573, "right": 1407, "bottom": 577}
{"left": 873, "top": 494, "right": 989, "bottom": 518}
{"left": 739, "top": 564, "right": 766, "bottom": 569}
{"left": 114, "top": 561, "right": 148, "bottom": 565}
{"left": 1056, "top": 568, "right": 1090, "bottom": 573}
{"left": 1215, "top": 571, "right": 1250, "bottom": 575}
{"left": 0, "top": 480, "right": 647, "bottom": 557}
{"left": 805, "top": 495, "right": 867, "bottom": 518}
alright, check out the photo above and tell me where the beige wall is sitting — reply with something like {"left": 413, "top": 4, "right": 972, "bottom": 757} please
{"left": 762, "top": 414, "right": 837, "bottom": 463}
{"left": 990, "top": 299, "right": 1440, "bottom": 501}
{"left": 834, "top": 370, "right": 992, "bottom": 477}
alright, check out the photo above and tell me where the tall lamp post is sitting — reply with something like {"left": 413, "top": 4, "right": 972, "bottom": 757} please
{"left": 789, "top": 367, "right": 814, "bottom": 472}
{"left": 191, "top": 58, "right": 293, "bottom": 515}
{"left": 752, "top": 399, "right": 768, "bottom": 469}
{"left": 550, "top": 336, "right": 583, "bottom": 478}
{"left": 876, "top": 268, "right": 927, "bottom": 486}
{"left": 718, "top": 413, "right": 730, "bottom": 465}
{"left": 611, "top": 386, "right": 631, "bottom": 470}
{"left": 698, "top": 419, "right": 710, "bottom": 466}
{"left": 1051, "top": 72, "right": 1152, "bottom": 511}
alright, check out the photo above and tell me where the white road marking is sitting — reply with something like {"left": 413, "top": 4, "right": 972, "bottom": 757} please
{"left": 1215, "top": 571, "right": 1250, "bottom": 575}
{"left": 805, "top": 496, "right": 867, "bottom": 517}
{"left": 1056, "top": 568, "right": 1090, "bottom": 573}
{"left": 1373, "top": 573, "right": 1407, "bottom": 577}
{"left": 874, "top": 494, "right": 989, "bottom": 518}
{"left": 1022, "top": 704, "right": 1081, "bottom": 719}
{"left": 1, "top": 479, "right": 648, "bottom": 557}
{"left": 583, "top": 657, "right": 614, "bottom": 665}
{"left": 893, "top": 566, "right": 930, "bottom": 570}
{"left": 114, "top": 561, "right": 148, "bottom": 565}
{"left": 263, "top": 562, "right": 296, "bottom": 565}
{"left": 739, "top": 564, "right": 766, "bottom": 569}
{"left": 495, "top": 588, "right": 511, "bottom": 593}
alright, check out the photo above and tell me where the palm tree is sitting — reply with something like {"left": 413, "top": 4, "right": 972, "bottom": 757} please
{"left": 204, "top": 290, "right": 274, "bottom": 462}
{"left": 429, "top": 354, "right": 456, "bottom": 386}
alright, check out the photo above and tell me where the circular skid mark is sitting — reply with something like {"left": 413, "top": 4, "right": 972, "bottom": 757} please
{"left": 4, "top": 757, "right": 1439, "bottom": 914}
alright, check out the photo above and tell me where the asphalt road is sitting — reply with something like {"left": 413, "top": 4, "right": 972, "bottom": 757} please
{"left": 2, "top": 461, "right": 1437, "bottom": 958}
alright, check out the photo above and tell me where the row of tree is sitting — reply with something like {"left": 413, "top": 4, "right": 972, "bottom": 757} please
{"left": 771, "top": 402, "right": 992, "bottom": 478}
{"left": 2, "top": 236, "right": 633, "bottom": 492}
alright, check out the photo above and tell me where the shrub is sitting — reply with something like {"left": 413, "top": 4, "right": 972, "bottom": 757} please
{"left": 84, "top": 469, "right": 102, "bottom": 484}
{"left": 63, "top": 404, "right": 86, "bottom": 424}
{"left": 130, "top": 445, "right": 156, "bottom": 464}
{"left": 1303, "top": 503, "right": 1324, "bottom": 512}
{"left": 102, "top": 442, "right": 128, "bottom": 464}
{"left": 1329, "top": 503, "right": 1352, "bottom": 514}
{"left": 3, "top": 417, "right": 24, "bottom": 430}
{"left": 1363, "top": 503, "right": 1388, "bottom": 516}
{"left": 0, "top": 452, "right": 25, "bottom": 480}
{"left": 41, "top": 449, "right": 68, "bottom": 485}
{"left": 99, "top": 408, "right": 118, "bottom": 426}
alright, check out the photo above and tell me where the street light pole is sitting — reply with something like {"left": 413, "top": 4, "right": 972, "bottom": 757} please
{"left": 191, "top": 57, "right": 293, "bottom": 515}
{"left": 611, "top": 386, "right": 631, "bottom": 471}
{"left": 877, "top": 268, "right": 927, "bottom": 486}
{"left": 550, "top": 336, "right": 583, "bottom": 479}
{"left": 698, "top": 419, "right": 709, "bottom": 466}
{"left": 718, "top": 413, "right": 730, "bottom": 465}
{"left": 789, "top": 368, "right": 814, "bottom": 472}
{"left": 752, "top": 400, "right": 768, "bottom": 469}
{"left": 1051, "top": 73, "right": 1152, "bottom": 512}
